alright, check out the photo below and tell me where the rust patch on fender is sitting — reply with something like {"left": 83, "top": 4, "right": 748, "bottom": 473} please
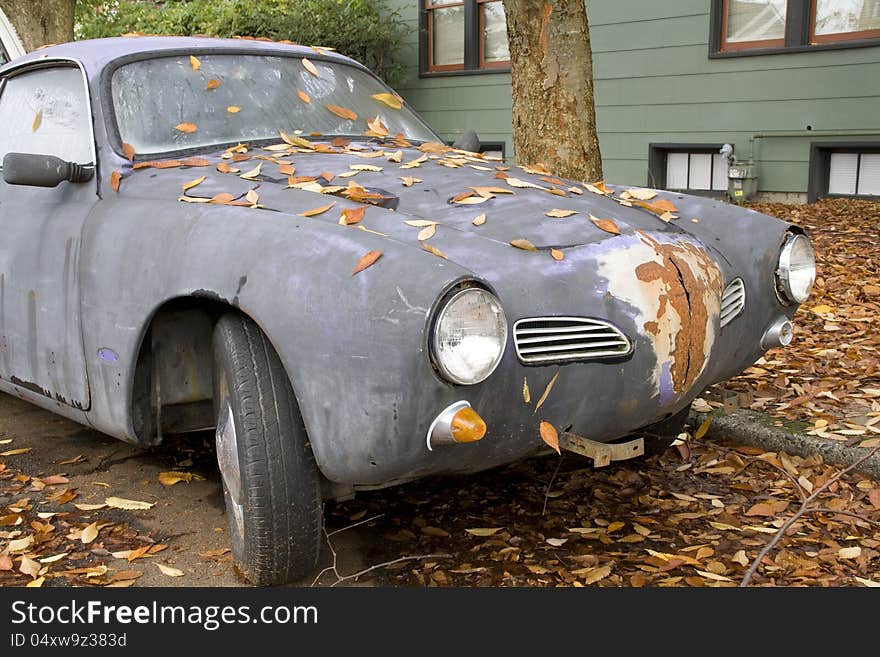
{"left": 635, "top": 232, "right": 722, "bottom": 394}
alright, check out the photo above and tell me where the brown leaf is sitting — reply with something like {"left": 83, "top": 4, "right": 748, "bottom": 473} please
{"left": 545, "top": 209, "right": 578, "bottom": 218}
{"left": 539, "top": 421, "right": 561, "bottom": 455}
{"left": 869, "top": 488, "right": 880, "bottom": 509}
{"left": 510, "top": 239, "right": 538, "bottom": 252}
{"left": 80, "top": 521, "right": 99, "bottom": 544}
{"left": 122, "top": 142, "right": 136, "bottom": 161}
{"left": 206, "top": 78, "right": 221, "bottom": 90}
{"left": 422, "top": 243, "right": 448, "bottom": 260}
{"left": 19, "top": 555, "right": 41, "bottom": 579}
{"left": 401, "top": 176, "right": 421, "bottom": 187}
{"left": 590, "top": 215, "right": 620, "bottom": 235}
{"left": 296, "top": 88, "right": 311, "bottom": 103}
{"left": 352, "top": 250, "right": 383, "bottom": 275}
{"left": 534, "top": 372, "right": 559, "bottom": 414}
{"left": 299, "top": 201, "right": 337, "bottom": 217}
{"left": 181, "top": 175, "right": 206, "bottom": 191}
{"left": 189, "top": 55, "right": 201, "bottom": 71}
{"left": 175, "top": 122, "right": 198, "bottom": 134}
{"left": 420, "top": 526, "right": 450, "bottom": 538}
{"left": 365, "top": 115, "right": 389, "bottom": 137}
{"left": 158, "top": 471, "right": 196, "bottom": 486}
{"left": 210, "top": 193, "right": 236, "bottom": 204}
{"left": 625, "top": 188, "right": 657, "bottom": 200}
{"left": 0, "top": 553, "right": 12, "bottom": 571}
{"left": 550, "top": 248, "right": 564, "bottom": 261}
{"left": 341, "top": 205, "right": 367, "bottom": 225}
{"left": 744, "top": 503, "right": 776, "bottom": 517}
{"left": 372, "top": 92, "right": 403, "bottom": 110}
{"left": 1, "top": 448, "right": 31, "bottom": 456}
{"left": 326, "top": 104, "right": 357, "bottom": 121}
{"left": 110, "top": 171, "right": 122, "bottom": 193}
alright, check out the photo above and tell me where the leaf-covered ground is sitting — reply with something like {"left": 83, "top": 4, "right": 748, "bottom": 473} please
{"left": 723, "top": 199, "right": 880, "bottom": 447}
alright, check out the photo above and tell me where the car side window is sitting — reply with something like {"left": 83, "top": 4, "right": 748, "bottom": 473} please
{"left": 0, "top": 66, "right": 92, "bottom": 164}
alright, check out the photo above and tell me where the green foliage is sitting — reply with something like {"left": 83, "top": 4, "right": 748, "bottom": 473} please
{"left": 75, "top": 0, "right": 407, "bottom": 84}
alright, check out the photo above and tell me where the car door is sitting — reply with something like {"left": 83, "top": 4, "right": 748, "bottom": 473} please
{"left": 0, "top": 63, "right": 95, "bottom": 409}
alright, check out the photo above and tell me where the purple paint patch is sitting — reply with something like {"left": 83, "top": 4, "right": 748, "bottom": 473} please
{"left": 658, "top": 360, "right": 675, "bottom": 406}
{"left": 98, "top": 348, "right": 119, "bottom": 363}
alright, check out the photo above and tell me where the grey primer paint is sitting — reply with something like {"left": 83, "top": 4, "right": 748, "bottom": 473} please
{"left": 0, "top": 37, "right": 805, "bottom": 491}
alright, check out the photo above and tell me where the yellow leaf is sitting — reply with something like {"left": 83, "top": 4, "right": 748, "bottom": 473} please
{"left": 39, "top": 552, "right": 69, "bottom": 564}
{"left": 694, "top": 417, "right": 712, "bottom": 440}
{"left": 301, "top": 58, "right": 320, "bottom": 77}
{"left": 539, "top": 421, "right": 560, "bottom": 455}
{"left": 74, "top": 503, "right": 106, "bottom": 511}
{"left": 181, "top": 175, "right": 206, "bottom": 192}
{"left": 0, "top": 448, "right": 31, "bottom": 456}
{"left": 472, "top": 213, "right": 487, "bottom": 226}
{"left": 464, "top": 528, "right": 503, "bottom": 537}
{"left": 8, "top": 535, "right": 33, "bottom": 553}
{"left": 417, "top": 224, "right": 436, "bottom": 241}
{"left": 811, "top": 304, "right": 834, "bottom": 315}
{"left": 732, "top": 550, "right": 749, "bottom": 566}
{"left": 400, "top": 176, "right": 421, "bottom": 187}
{"left": 453, "top": 195, "right": 489, "bottom": 205}
{"left": 606, "top": 521, "right": 625, "bottom": 533}
{"left": 239, "top": 162, "right": 263, "bottom": 180}
{"left": 157, "top": 563, "right": 185, "bottom": 577}
{"left": 510, "top": 239, "right": 537, "bottom": 252}
{"left": 371, "top": 92, "right": 403, "bottom": 110}
{"left": 32, "top": 110, "right": 43, "bottom": 132}
{"left": 26, "top": 576, "right": 45, "bottom": 587}
{"left": 350, "top": 164, "right": 382, "bottom": 172}
{"left": 226, "top": 106, "right": 242, "bottom": 114}
{"left": 387, "top": 150, "right": 403, "bottom": 163}
{"left": 298, "top": 201, "right": 337, "bottom": 217}
{"left": 695, "top": 569, "right": 732, "bottom": 582}
{"left": 158, "top": 471, "right": 195, "bottom": 486}
{"left": 505, "top": 177, "right": 546, "bottom": 190}
{"left": 625, "top": 188, "right": 657, "bottom": 200}
{"left": 534, "top": 372, "right": 559, "bottom": 414}
{"left": 81, "top": 521, "right": 99, "bottom": 544}
{"left": 545, "top": 209, "right": 578, "bottom": 218}
{"left": 189, "top": 55, "right": 201, "bottom": 71}
{"left": 581, "top": 564, "right": 612, "bottom": 585}
{"left": 206, "top": 78, "right": 221, "bottom": 90}
{"left": 523, "top": 377, "right": 531, "bottom": 404}
{"left": 550, "top": 249, "right": 564, "bottom": 261}
{"left": 105, "top": 496, "right": 154, "bottom": 510}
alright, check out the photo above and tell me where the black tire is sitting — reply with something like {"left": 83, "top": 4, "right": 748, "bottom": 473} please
{"left": 213, "top": 314, "right": 322, "bottom": 585}
{"left": 640, "top": 403, "right": 692, "bottom": 455}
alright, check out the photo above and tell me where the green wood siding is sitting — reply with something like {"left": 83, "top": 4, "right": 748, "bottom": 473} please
{"left": 386, "top": 0, "right": 880, "bottom": 194}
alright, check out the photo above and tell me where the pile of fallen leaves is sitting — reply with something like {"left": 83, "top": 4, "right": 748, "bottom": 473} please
{"left": 720, "top": 198, "right": 880, "bottom": 445}
{"left": 320, "top": 436, "right": 879, "bottom": 587}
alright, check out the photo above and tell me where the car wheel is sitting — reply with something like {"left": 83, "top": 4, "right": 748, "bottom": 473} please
{"left": 213, "top": 314, "right": 322, "bottom": 585}
{"left": 640, "top": 403, "right": 692, "bottom": 455}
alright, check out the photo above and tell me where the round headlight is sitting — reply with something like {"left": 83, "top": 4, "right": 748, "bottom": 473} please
{"left": 431, "top": 288, "right": 507, "bottom": 385}
{"left": 776, "top": 233, "right": 815, "bottom": 304}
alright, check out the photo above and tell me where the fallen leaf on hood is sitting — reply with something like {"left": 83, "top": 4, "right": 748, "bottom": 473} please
{"left": 465, "top": 528, "right": 503, "bottom": 537}
{"left": 350, "top": 164, "right": 382, "bottom": 172}
{"left": 568, "top": 186, "right": 583, "bottom": 195}
{"left": 0, "top": 448, "right": 31, "bottom": 456}
{"left": 417, "top": 224, "right": 436, "bottom": 241}
{"left": 422, "top": 243, "right": 448, "bottom": 260}
{"left": 341, "top": 206, "right": 367, "bottom": 225}
{"left": 110, "top": 171, "right": 122, "bottom": 193}
{"left": 122, "top": 142, "right": 136, "bottom": 161}
{"left": 239, "top": 162, "right": 263, "bottom": 180}
{"left": 206, "top": 78, "right": 221, "bottom": 90}
{"left": 387, "top": 150, "right": 403, "bottom": 163}
{"left": 625, "top": 188, "right": 657, "bottom": 200}
{"left": 510, "top": 239, "right": 538, "bottom": 252}
{"left": 352, "top": 250, "right": 383, "bottom": 275}
{"left": 182, "top": 176, "right": 206, "bottom": 191}
{"left": 226, "top": 106, "right": 241, "bottom": 114}
{"left": 453, "top": 195, "right": 489, "bottom": 205}
{"left": 80, "top": 522, "right": 99, "bottom": 544}
{"left": 550, "top": 249, "right": 564, "bottom": 261}
{"left": 365, "top": 115, "right": 389, "bottom": 137}
{"left": 404, "top": 219, "right": 437, "bottom": 228}
{"left": 545, "top": 209, "right": 578, "bottom": 218}
{"left": 216, "top": 162, "right": 239, "bottom": 174}
{"left": 175, "top": 122, "right": 198, "bottom": 134}
{"left": 471, "top": 186, "right": 513, "bottom": 198}
{"left": 506, "top": 177, "right": 546, "bottom": 190}
{"left": 590, "top": 215, "right": 621, "bottom": 235}
{"left": 326, "top": 104, "right": 357, "bottom": 121}
{"left": 372, "top": 92, "right": 403, "bottom": 110}
{"left": 180, "top": 157, "right": 212, "bottom": 167}
{"left": 299, "top": 201, "right": 337, "bottom": 217}
{"left": 157, "top": 563, "right": 185, "bottom": 577}
{"left": 301, "top": 58, "right": 320, "bottom": 77}
{"left": 472, "top": 213, "right": 487, "bottom": 226}
{"left": 585, "top": 180, "right": 609, "bottom": 195}
{"left": 540, "top": 421, "right": 561, "bottom": 455}
{"left": 296, "top": 88, "right": 311, "bottom": 103}
{"left": 105, "top": 497, "right": 154, "bottom": 510}
{"left": 523, "top": 377, "right": 531, "bottom": 404}
{"left": 32, "top": 110, "right": 42, "bottom": 132}
{"left": 189, "top": 55, "right": 201, "bottom": 71}
{"left": 246, "top": 189, "right": 259, "bottom": 206}
{"left": 400, "top": 176, "right": 421, "bottom": 187}
{"left": 534, "top": 372, "right": 560, "bottom": 414}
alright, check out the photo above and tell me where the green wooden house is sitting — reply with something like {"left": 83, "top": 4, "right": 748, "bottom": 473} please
{"left": 386, "top": 0, "right": 880, "bottom": 202}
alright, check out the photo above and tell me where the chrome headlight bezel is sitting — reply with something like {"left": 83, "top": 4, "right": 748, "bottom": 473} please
{"left": 429, "top": 286, "right": 508, "bottom": 386}
{"left": 776, "top": 233, "right": 815, "bottom": 305}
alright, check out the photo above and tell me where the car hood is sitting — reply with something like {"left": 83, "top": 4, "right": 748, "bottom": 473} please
{"left": 115, "top": 139, "right": 697, "bottom": 250}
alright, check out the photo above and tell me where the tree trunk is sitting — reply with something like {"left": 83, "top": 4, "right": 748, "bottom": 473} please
{"left": 0, "top": 0, "right": 76, "bottom": 52}
{"left": 501, "top": 0, "right": 602, "bottom": 182}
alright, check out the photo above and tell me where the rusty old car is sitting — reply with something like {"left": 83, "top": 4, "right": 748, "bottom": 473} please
{"left": 0, "top": 37, "right": 815, "bottom": 584}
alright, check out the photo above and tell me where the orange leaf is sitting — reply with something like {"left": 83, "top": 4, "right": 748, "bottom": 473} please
{"left": 371, "top": 92, "right": 403, "bottom": 110}
{"left": 539, "top": 421, "right": 561, "bottom": 455}
{"left": 550, "top": 249, "right": 564, "bottom": 261}
{"left": 206, "top": 79, "right": 221, "bottom": 90}
{"left": 299, "top": 201, "right": 336, "bottom": 217}
{"left": 744, "top": 503, "right": 776, "bottom": 517}
{"left": 366, "top": 115, "right": 389, "bottom": 137}
{"left": 226, "top": 106, "right": 241, "bottom": 114}
{"left": 341, "top": 206, "right": 367, "bottom": 225}
{"left": 182, "top": 175, "right": 206, "bottom": 191}
{"left": 296, "top": 88, "right": 311, "bottom": 103}
{"left": 216, "top": 162, "right": 239, "bottom": 174}
{"left": 320, "top": 171, "right": 335, "bottom": 183}
{"left": 352, "top": 250, "right": 382, "bottom": 275}
{"left": 590, "top": 215, "right": 620, "bottom": 235}
{"left": 175, "top": 122, "right": 198, "bottom": 134}
{"left": 301, "top": 58, "right": 320, "bottom": 77}
{"left": 179, "top": 157, "right": 211, "bottom": 167}
{"left": 110, "top": 171, "right": 122, "bottom": 193}
{"left": 510, "top": 239, "right": 538, "bottom": 252}
{"left": 210, "top": 193, "right": 236, "bottom": 204}
{"left": 422, "top": 243, "right": 448, "bottom": 260}
{"left": 326, "top": 104, "right": 358, "bottom": 121}
{"left": 122, "top": 142, "right": 135, "bottom": 161}
{"left": 189, "top": 55, "right": 201, "bottom": 71}
{"left": 545, "top": 209, "right": 577, "bottom": 218}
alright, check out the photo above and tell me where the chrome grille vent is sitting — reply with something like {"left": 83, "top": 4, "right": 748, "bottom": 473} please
{"left": 720, "top": 278, "right": 746, "bottom": 328}
{"left": 513, "top": 317, "right": 632, "bottom": 364}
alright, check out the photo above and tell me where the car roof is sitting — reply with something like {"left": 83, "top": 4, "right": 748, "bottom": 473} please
{"left": 0, "top": 35, "right": 361, "bottom": 77}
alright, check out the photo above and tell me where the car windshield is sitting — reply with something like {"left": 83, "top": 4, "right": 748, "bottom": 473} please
{"left": 110, "top": 53, "right": 439, "bottom": 156}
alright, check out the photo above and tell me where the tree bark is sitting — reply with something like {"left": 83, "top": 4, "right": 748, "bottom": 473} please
{"left": 501, "top": 0, "right": 602, "bottom": 182}
{"left": 0, "top": 0, "right": 76, "bottom": 52}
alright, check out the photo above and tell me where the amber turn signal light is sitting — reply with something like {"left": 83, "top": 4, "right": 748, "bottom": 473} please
{"left": 450, "top": 407, "right": 487, "bottom": 443}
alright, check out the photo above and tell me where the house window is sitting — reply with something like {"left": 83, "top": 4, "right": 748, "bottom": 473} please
{"left": 711, "top": 0, "right": 880, "bottom": 55}
{"left": 808, "top": 143, "right": 880, "bottom": 201}
{"left": 649, "top": 145, "right": 730, "bottom": 193}
{"left": 422, "top": 0, "right": 510, "bottom": 74}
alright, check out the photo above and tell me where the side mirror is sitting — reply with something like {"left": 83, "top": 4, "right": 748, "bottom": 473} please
{"left": 452, "top": 129, "right": 481, "bottom": 153}
{"left": 2, "top": 152, "right": 94, "bottom": 188}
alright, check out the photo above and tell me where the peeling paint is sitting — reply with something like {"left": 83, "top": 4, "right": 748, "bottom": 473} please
{"left": 98, "top": 348, "right": 119, "bottom": 363}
